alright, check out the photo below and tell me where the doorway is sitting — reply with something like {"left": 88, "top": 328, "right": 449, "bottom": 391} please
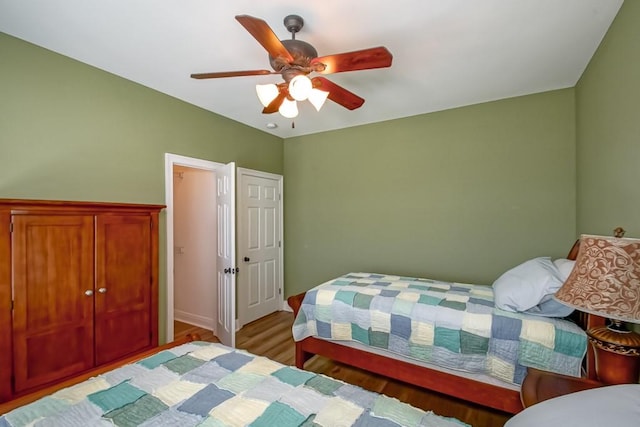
{"left": 164, "top": 153, "right": 236, "bottom": 347}
{"left": 172, "top": 165, "right": 217, "bottom": 331}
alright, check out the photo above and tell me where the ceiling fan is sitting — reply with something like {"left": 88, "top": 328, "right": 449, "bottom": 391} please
{"left": 190, "top": 14, "right": 393, "bottom": 118}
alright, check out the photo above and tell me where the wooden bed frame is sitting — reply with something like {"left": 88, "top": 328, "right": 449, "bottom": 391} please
{"left": 0, "top": 333, "right": 202, "bottom": 415}
{"left": 287, "top": 241, "right": 605, "bottom": 414}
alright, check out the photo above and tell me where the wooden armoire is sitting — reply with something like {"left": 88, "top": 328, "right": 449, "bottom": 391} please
{"left": 0, "top": 199, "right": 164, "bottom": 403}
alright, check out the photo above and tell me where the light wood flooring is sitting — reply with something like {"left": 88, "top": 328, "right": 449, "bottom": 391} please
{"left": 175, "top": 312, "right": 511, "bottom": 427}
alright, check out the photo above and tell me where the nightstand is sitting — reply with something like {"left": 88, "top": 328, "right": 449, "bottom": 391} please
{"left": 521, "top": 368, "right": 604, "bottom": 408}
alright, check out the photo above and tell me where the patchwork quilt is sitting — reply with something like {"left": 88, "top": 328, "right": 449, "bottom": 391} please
{"left": 0, "top": 341, "right": 468, "bottom": 427}
{"left": 292, "top": 273, "right": 587, "bottom": 385}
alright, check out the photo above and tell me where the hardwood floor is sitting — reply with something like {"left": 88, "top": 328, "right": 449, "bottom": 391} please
{"left": 175, "top": 311, "right": 512, "bottom": 427}
{"left": 174, "top": 320, "right": 218, "bottom": 343}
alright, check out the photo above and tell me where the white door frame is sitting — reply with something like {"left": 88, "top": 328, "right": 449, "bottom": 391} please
{"left": 236, "top": 168, "right": 284, "bottom": 328}
{"left": 164, "top": 153, "right": 225, "bottom": 343}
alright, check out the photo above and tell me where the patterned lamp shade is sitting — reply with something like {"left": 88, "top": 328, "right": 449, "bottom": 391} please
{"left": 554, "top": 234, "right": 640, "bottom": 324}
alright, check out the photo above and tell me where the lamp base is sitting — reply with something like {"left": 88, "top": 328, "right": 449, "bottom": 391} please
{"left": 587, "top": 321, "right": 640, "bottom": 384}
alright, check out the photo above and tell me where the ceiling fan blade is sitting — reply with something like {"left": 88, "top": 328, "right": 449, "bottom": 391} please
{"left": 311, "top": 46, "right": 393, "bottom": 74}
{"left": 190, "top": 70, "right": 276, "bottom": 79}
{"left": 235, "top": 15, "right": 294, "bottom": 63}
{"left": 312, "top": 77, "right": 364, "bottom": 110}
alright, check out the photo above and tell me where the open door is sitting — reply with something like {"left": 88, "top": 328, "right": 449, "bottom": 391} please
{"left": 216, "top": 162, "right": 236, "bottom": 347}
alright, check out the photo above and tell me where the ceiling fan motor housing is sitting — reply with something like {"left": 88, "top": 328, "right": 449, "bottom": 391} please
{"left": 268, "top": 14, "right": 319, "bottom": 79}
{"left": 270, "top": 39, "right": 318, "bottom": 75}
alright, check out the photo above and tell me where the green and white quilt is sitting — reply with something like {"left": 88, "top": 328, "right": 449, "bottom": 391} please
{"left": 292, "top": 273, "right": 587, "bottom": 385}
{"left": 0, "top": 341, "right": 468, "bottom": 427}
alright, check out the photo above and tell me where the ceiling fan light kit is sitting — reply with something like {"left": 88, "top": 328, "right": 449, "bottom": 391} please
{"left": 278, "top": 98, "right": 299, "bottom": 119}
{"left": 256, "top": 84, "right": 279, "bottom": 108}
{"left": 288, "top": 75, "right": 312, "bottom": 101}
{"left": 307, "top": 88, "right": 330, "bottom": 112}
{"left": 191, "top": 14, "right": 393, "bottom": 120}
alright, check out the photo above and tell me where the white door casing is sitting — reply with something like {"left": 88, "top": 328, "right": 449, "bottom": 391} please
{"left": 216, "top": 162, "right": 236, "bottom": 347}
{"left": 164, "top": 153, "right": 235, "bottom": 347}
{"left": 237, "top": 168, "right": 283, "bottom": 326}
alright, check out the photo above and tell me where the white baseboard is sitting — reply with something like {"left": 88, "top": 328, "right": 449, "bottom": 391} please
{"left": 174, "top": 309, "right": 214, "bottom": 331}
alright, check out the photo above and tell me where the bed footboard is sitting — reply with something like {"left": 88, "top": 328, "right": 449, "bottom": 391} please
{"left": 288, "top": 293, "right": 312, "bottom": 368}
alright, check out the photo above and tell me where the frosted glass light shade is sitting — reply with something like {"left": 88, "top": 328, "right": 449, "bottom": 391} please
{"left": 256, "top": 84, "right": 279, "bottom": 107}
{"left": 288, "top": 75, "right": 312, "bottom": 101}
{"left": 307, "top": 88, "right": 330, "bottom": 111}
{"left": 278, "top": 98, "right": 298, "bottom": 118}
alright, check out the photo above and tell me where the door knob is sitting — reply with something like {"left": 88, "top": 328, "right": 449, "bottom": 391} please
{"left": 244, "top": 257, "right": 250, "bottom": 262}
{"left": 98, "top": 287, "right": 107, "bottom": 293}
{"left": 84, "top": 290, "right": 94, "bottom": 296}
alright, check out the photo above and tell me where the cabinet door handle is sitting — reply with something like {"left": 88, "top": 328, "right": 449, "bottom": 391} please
{"left": 84, "top": 290, "right": 94, "bottom": 296}
{"left": 98, "top": 287, "right": 107, "bottom": 294}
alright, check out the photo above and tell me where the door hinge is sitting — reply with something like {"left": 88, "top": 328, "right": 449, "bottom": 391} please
{"left": 279, "top": 288, "right": 282, "bottom": 295}
{"left": 10, "top": 300, "right": 14, "bottom": 310}
{"left": 278, "top": 241, "right": 281, "bottom": 248}
{"left": 9, "top": 222, "right": 13, "bottom": 233}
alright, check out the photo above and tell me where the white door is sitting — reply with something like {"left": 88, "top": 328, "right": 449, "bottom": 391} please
{"left": 238, "top": 169, "right": 283, "bottom": 325}
{"left": 216, "top": 162, "right": 236, "bottom": 347}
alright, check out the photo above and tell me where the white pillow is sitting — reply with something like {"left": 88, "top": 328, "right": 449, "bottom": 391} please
{"left": 493, "top": 257, "right": 565, "bottom": 313}
{"left": 505, "top": 384, "right": 640, "bottom": 427}
{"left": 553, "top": 258, "right": 576, "bottom": 281}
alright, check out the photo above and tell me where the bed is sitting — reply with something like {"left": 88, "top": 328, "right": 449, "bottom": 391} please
{"left": 288, "top": 241, "right": 604, "bottom": 414}
{"left": 0, "top": 338, "right": 470, "bottom": 427}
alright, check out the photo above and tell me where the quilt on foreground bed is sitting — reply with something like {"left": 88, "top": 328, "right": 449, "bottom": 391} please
{"left": 292, "top": 273, "right": 587, "bottom": 385}
{"left": 0, "top": 341, "right": 468, "bottom": 427}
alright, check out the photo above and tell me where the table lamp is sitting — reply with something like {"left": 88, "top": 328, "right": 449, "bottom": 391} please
{"left": 554, "top": 234, "right": 640, "bottom": 384}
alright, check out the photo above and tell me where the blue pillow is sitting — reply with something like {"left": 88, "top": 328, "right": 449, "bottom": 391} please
{"left": 525, "top": 295, "right": 574, "bottom": 317}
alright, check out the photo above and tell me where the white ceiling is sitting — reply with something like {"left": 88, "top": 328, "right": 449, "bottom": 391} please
{"left": 0, "top": 0, "right": 623, "bottom": 139}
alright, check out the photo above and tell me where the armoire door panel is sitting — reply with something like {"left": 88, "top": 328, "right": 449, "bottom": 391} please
{"left": 11, "top": 215, "right": 95, "bottom": 393}
{"left": 94, "top": 215, "right": 152, "bottom": 364}
{"left": 15, "top": 325, "right": 94, "bottom": 392}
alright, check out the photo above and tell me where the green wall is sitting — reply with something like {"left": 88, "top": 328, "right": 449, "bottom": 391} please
{"left": 576, "top": 0, "right": 639, "bottom": 238}
{"left": 284, "top": 89, "right": 577, "bottom": 295}
{"left": 0, "top": 33, "right": 283, "bottom": 342}
{"left": 0, "top": 33, "right": 283, "bottom": 202}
